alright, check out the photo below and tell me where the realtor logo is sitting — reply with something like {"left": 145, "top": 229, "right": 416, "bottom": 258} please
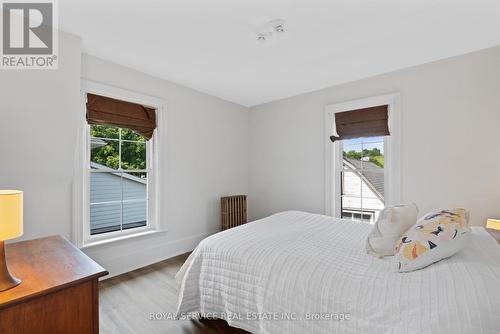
{"left": 1, "top": 0, "right": 58, "bottom": 69}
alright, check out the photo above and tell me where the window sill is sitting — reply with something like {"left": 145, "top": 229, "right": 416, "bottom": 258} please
{"left": 80, "top": 229, "right": 167, "bottom": 249}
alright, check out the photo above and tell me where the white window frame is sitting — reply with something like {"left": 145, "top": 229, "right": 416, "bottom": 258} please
{"left": 73, "top": 80, "right": 166, "bottom": 248}
{"left": 324, "top": 93, "right": 401, "bottom": 218}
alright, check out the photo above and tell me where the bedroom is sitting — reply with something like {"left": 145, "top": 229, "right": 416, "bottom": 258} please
{"left": 0, "top": 0, "right": 499, "bottom": 333}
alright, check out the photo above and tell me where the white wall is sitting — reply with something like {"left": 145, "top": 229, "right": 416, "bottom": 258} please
{"left": 80, "top": 55, "right": 249, "bottom": 276}
{"left": 0, "top": 30, "right": 248, "bottom": 277}
{"left": 0, "top": 32, "right": 82, "bottom": 240}
{"left": 249, "top": 45, "right": 500, "bottom": 226}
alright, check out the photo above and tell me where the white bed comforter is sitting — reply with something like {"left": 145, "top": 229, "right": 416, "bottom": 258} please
{"left": 176, "top": 211, "right": 500, "bottom": 334}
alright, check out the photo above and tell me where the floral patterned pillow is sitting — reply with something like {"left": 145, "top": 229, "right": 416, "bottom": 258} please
{"left": 395, "top": 208, "right": 470, "bottom": 272}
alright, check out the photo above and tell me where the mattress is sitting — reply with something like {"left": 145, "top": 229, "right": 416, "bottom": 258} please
{"left": 176, "top": 211, "right": 500, "bottom": 334}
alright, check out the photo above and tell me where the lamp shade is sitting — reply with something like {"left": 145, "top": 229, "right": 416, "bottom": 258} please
{"left": 0, "top": 190, "right": 23, "bottom": 241}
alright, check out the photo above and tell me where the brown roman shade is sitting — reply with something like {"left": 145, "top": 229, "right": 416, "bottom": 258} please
{"left": 86, "top": 93, "right": 157, "bottom": 140}
{"left": 330, "top": 105, "right": 389, "bottom": 142}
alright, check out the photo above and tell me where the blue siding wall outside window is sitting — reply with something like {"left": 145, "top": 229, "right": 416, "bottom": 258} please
{"left": 90, "top": 169, "right": 147, "bottom": 234}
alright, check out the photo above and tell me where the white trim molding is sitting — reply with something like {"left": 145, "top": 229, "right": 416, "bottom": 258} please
{"left": 324, "top": 93, "right": 401, "bottom": 217}
{"left": 83, "top": 230, "right": 217, "bottom": 279}
{"left": 72, "top": 80, "right": 167, "bottom": 248}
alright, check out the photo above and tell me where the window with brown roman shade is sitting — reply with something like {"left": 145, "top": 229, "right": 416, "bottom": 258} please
{"left": 330, "top": 105, "right": 389, "bottom": 142}
{"left": 86, "top": 93, "right": 157, "bottom": 140}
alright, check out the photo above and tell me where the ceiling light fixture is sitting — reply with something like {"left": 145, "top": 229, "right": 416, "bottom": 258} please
{"left": 256, "top": 19, "right": 286, "bottom": 44}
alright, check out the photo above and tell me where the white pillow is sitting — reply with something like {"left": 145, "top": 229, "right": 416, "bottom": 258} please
{"left": 395, "top": 208, "right": 470, "bottom": 272}
{"left": 366, "top": 203, "right": 419, "bottom": 257}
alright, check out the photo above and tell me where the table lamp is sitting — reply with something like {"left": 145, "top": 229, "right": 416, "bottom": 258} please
{"left": 0, "top": 190, "right": 23, "bottom": 291}
{"left": 486, "top": 219, "right": 500, "bottom": 231}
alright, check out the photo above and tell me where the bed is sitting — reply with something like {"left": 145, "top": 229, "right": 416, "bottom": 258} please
{"left": 176, "top": 211, "right": 500, "bottom": 334}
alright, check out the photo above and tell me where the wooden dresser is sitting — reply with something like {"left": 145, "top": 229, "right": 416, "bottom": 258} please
{"left": 0, "top": 235, "right": 108, "bottom": 334}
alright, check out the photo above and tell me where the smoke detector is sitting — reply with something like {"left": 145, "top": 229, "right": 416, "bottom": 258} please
{"left": 256, "top": 19, "right": 286, "bottom": 44}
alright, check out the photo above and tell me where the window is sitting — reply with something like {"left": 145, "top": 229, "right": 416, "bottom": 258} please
{"left": 325, "top": 93, "right": 401, "bottom": 221}
{"left": 340, "top": 136, "right": 385, "bottom": 223}
{"left": 89, "top": 125, "right": 149, "bottom": 235}
{"left": 73, "top": 81, "right": 164, "bottom": 247}
{"left": 341, "top": 210, "right": 374, "bottom": 222}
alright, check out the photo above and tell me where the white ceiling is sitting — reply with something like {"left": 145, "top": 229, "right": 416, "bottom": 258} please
{"left": 60, "top": 0, "right": 500, "bottom": 107}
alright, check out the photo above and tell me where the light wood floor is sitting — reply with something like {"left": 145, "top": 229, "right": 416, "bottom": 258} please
{"left": 99, "top": 253, "right": 249, "bottom": 334}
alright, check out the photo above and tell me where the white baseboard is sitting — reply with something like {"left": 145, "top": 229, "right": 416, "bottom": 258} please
{"left": 85, "top": 231, "right": 216, "bottom": 279}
